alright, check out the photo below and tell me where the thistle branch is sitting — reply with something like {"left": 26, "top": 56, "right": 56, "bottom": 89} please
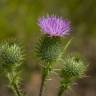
{"left": 58, "top": 54, "right": 87, "bottom": 96}
{"left": 0, "top": 41, "right": 24, "bottom": 96}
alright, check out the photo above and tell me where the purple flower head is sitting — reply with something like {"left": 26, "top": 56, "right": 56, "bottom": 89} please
{"left": 38, "top": 15, "right": 71, "bottom": 37}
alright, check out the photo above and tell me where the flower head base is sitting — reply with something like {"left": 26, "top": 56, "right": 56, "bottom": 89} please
{"left": 36, "top": 35, "right": 61, "bottom": 63}
{"left": 38, "top": 15, "right": 71, "bottom": 37}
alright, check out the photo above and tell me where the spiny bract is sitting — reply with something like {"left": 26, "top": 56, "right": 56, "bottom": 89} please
{"left": 36, "top": 35, "right": 62, "bottom": 63}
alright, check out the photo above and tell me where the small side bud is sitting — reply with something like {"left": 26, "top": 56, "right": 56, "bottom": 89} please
{"left": 60, "top": 54, "right": 87, "bottom": 80}
{"left": 0, "top": 41, "right": 24, "bottom": 72}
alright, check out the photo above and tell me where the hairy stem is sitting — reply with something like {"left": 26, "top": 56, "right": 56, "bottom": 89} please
{"left": 39, "top": 62, "right": 52, "bottom": 96}
{"left": 12, "top": 83, "right": 22, "bottom": 96}
{"left": 7, "top": 71, "right": 23, "bottom": 96}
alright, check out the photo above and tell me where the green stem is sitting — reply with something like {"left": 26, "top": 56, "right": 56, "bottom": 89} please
{"left": 57, "top": 86, "right": 65, "bottom": 96}
{"left": 58, "top": 79, "right": 71, "bottom": 96}
{"left": 12, "top": 83, "right": 22, "bottom": 96}
{"left": 39, "top": 62, "right": 51, "bottom": 96}
{"left": 39, "top": 75, "right": 46, "bottom": 96}
{"left": 6, "top": 71, "right": 23, "bottom": 96}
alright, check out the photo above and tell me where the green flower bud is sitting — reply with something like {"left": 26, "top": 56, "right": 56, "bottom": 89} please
{"left": 0, "top": 41, "right": 24, "bottom": 71}
{"left": 60, "top": 54, "right": 87, "bottom": 80}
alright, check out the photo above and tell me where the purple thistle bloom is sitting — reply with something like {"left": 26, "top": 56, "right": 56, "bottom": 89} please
{"left": 38, "top": 15, "right": 71, "bottom": 37}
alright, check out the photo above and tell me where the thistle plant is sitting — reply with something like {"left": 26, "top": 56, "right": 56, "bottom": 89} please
{"left": 37, "top": 15, "right": 71, "bottom": 96}
{"left": 0, "top": 14, "right": 88, "bottom": 96}
{"left": 58, "top": 54, "right": 87, "bottom": 96}
{"left": 0, "top": 41, "right": 24, "bottom": 96}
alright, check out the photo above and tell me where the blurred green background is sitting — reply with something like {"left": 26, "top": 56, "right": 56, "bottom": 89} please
{"left": 0, "top": 0, "right": 96, "bottom": 96}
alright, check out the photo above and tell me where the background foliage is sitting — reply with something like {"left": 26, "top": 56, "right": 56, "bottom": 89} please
{"left": 0, "top": 0, "right": 96, "bottom": 96}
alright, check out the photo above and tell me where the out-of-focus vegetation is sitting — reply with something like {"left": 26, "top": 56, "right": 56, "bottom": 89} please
{"left": 0, "top": 0, "right": 96, "bottom": 96}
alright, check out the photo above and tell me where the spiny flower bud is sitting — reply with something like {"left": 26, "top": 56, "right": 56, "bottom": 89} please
{"left": 60, "top": 54, "right": 87, "bottom": 80}
{"left": 0, "top": 41, "right": 24, "bottom": 71}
